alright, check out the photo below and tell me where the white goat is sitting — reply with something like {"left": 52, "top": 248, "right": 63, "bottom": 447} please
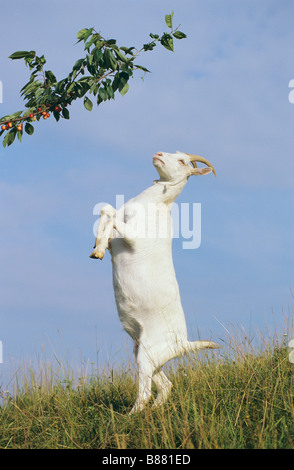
{"left": 90, "top": 151, "right": 218, "bottom": 413}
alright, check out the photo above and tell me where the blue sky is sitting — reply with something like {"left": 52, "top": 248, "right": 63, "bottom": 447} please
{"left": 0, "top": 0, "right": 294, "bottom": 389}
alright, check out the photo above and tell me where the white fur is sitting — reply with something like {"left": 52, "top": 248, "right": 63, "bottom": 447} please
{"left": 91, "top": 151, "right": 218, "bottom": 413}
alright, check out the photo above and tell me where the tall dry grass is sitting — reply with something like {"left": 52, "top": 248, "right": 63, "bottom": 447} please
{"left": 0, "top": 323, "right": 293, "bottom": 449}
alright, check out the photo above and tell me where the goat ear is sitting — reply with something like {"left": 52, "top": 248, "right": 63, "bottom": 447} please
{"left": 190, "top": 167, "right": 212, "bottom": 176}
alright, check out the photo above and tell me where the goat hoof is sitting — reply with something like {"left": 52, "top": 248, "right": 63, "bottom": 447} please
{"left": 89, "top": 251, "right": 104, "bottom": 260}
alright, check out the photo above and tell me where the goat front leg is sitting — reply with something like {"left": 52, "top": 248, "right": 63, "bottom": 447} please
{"left": 90, "top": 204, "right": 115, "bottom": 260}
{"left": 112, "top": 217, "right": 137, "bottom": 247}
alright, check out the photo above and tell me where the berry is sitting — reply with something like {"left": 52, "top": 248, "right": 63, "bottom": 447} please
{"left": 7, "top": 122, "right": 13, "bottom": 128}
{"left": 29, "top": 113, "right": 34, "bottom": 118}
{"left": 38, "top": 107, "right": 42, "bottom": 112}
{"left": 1, "top": 125, "right": 7, "bottom": 131}
{"left": 17, "top": 124, "right": 23, "bottom": 131}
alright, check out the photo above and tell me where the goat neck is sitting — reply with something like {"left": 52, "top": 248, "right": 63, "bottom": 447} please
{"left": 141, "top": 176, "right": 189, "bottom": 206}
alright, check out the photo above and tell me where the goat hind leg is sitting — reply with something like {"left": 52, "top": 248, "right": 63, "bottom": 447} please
{"left": 152, "top": 371, "right": 172, "bottom": 409}
{"left": 129, "top": 350, "right": 154, "bottom": 414}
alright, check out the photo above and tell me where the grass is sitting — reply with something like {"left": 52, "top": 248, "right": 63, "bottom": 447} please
{"left": 0, "top": 328, "right": 294, "bottom": 449}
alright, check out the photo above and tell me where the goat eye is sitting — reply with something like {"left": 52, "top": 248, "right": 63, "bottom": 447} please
{"left": 178, "top": 160, "right": 186, "bottom": 166}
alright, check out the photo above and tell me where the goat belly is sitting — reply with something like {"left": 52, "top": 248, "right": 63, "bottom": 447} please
{"left": 111, "top": 258, "right": 187, "bottom": 343}
{"left": 112, "top": 259, "right": 179, "bottom": 308}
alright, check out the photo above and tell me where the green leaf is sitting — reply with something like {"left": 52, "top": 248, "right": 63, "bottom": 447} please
{"left": 90, "top": 83, "right": 99, "bottom": 95}
{"left": 160, "top": 34, "right": 174, "bottom": 52}
{"left": 77, "top": 80, "right": 91, "bottom": 97}
{"left": 119, "top": 81, "right": 129, "bottom": 96}
{"left": 113, "top": 49, "right": 129, "bottom": 63}
{"left": 62, "top": 107, "right": 70, "bottom": 119}
{"left": 0, "top": 115, "right": 11, "bottom": 122}
{"left": 97, "top": 94, "right": 103, "bottom": 106}
{"left": 66, "top": 82, "right": 75, "bottom": 95}
{"left": 87, "top": 53, "right": 93, "bottom": 67}
{"left": 84, "top": 35, "right": 98, "bottom": 50}
{"left": 120, "top": 71, "right": 130, "bottom": 82}
{"left": 17, "top": 130, "right": 22, "bottom": 142}
{"left": 45, "top": 70, "right": 57, "bottom": 85}
{"left": 84, "top": 96, "right": 93, "bottom": 111}
{"left": 25, "top": 122, "right": 34, "bottom": 135}
{"left": 76, "top": 28, "right": 93, "bottom": 43}
{"left": 92, "top": 47, "right": 103, "bottom": 63}
{"left": 106, "top": 85, "right": 114, "bottom": 99}
{"left": 21, "top": 80, "right": 43, "bottom": 97}
{"left": 134, "top": 64, "right": 150, "bottom": 73}
{"left": 76, "top": 28, "right": 88, "bottom": 42}
{"left": 98, "top": 87, "right": 108, "bottom": 101}
{"left": 84, "top": 28, "right": 94, "bottom": 42}
{"left": 111, "top": 73, "right": 120, "bottom": 92}
{"left": 104, "top": 49, "right": 118, "bottom": 71}
{"left": 53, "top": 110, "right": 60, "bottom": 122}
{"left": 20, "top": 77, "right": 35, "bottom": 93}
{"left": 143, "top": 42, "right": 156, "bottom": 51}
{"left": 105, "top": 39, "right": 116, "bottom": 46}
{"left": 173, "top": 31, "right": 187, "bottom": 39}
{"left": 9, "top": 50, "right": 36, "bottom": 60}
{"left": 2, "top": 132, "right": 9, "bottom": 148}
{"left": 37, "top": 54, "right": 46, "bottom": 66}
{"left": 94, "top": 40, "right": 104, "bottom": 50}
{"left": 165, "top": 11, "right": 174, "bottom": 29}
{"left": 3, "top": 128, "right": 17, "bottom": 147}
{"left": 73, "top": 58, "right": 85, "bottom": 71}
{"left": 10, "top": 111, "right": 24, "bottom": 119}
{"left": 120, "top": 64, "right": 132, "bottom": 76}
{"left": 55, "top": 78, "right": 68, "bottom": 94}
{"left": 87, "top": 63, "right": 98, "bottom": 76}
{"left": 120, "top": 46, "right": 136, "bottom": 55}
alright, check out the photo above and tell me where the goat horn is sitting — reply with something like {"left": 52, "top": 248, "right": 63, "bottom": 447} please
{"left": 187, "top": 154, "right": 217, "bottom": 177}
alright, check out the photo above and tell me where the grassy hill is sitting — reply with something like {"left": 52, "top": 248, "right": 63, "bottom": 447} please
{"left": 0, "top": 334, "right": 293, "bottom": 449}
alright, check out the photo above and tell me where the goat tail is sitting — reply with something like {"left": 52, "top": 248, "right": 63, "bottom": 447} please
{"left": 185, "top": 340, "right": 219, "bottom": 353}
